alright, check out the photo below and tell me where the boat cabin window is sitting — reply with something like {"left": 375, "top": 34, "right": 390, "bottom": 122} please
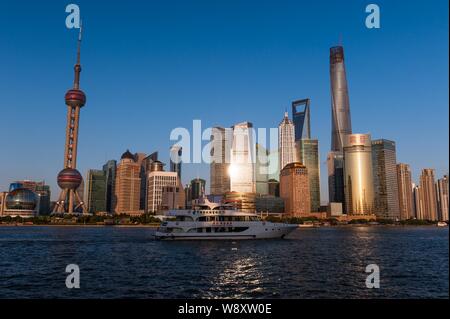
{"left": 197, "top": 216, "right": 216, "bottom": 222}
{"left": 175, "top": 216, "right": 193, "bottom": 221}
{"left": 218, "top": 216, "right": 234, "bottom": 221}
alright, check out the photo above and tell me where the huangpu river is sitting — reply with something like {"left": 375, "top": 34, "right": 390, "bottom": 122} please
{"left": 0, "top": 226, "right": 448, "bottom": 298}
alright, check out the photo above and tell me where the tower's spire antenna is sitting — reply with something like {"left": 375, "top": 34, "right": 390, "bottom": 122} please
{"left": 77, "top": 20, "right": 82, "bottom": 64}
{"left": 338, "top": 33, "right": 343, "bottom": 46}
{"left": 73, "top": 20, "right": 82, "bottom": 89}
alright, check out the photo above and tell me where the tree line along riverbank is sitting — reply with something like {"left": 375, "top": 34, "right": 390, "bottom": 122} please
{"left": 0, "top": 214, "right": 446, "bottom": 227}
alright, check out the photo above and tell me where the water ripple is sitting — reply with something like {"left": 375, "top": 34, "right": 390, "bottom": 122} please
{"left": 0, "top": 226, "right": 447, "bottom": 298}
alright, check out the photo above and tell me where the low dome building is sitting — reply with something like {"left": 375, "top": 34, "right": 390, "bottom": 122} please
{"left": 4, "top": 188, "right": 38, "bottom": 218}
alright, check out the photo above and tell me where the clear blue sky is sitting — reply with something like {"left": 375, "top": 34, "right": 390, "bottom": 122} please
{"left": 1, "top": 0, "right": 448, "bottom": 202}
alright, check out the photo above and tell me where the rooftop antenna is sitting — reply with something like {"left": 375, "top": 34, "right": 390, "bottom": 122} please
{"left": 338, "top": 33, "right": 343, "bottom": 46}
{"left": 73, "top": 20, "right": 83, "bottom": 89}
{"left": 77, "top": 20, "right": 82, "bottom": 61}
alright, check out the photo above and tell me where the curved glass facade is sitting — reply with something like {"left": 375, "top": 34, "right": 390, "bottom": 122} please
{"left": 343, "top": 134, "right": 374, "bottom": 215}
{"left": 330, "top": 46, "right": 352, "bottom": 153}
{"left": 5, "top": 188, "right": 38, "bottom": 211}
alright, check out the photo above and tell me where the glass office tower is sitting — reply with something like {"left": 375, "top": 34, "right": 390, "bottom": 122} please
{"left": 190, "top": 178, "right": 206, "bottom": 200}
{"left": 170, "top": 145, "right": 182, "bottom": 179}
{"left": 327, "top": 151, "right": 345, "bottom": 205}
{"left": 343, "top": 134, "right": 374, "bottom": 215}
{"left": 255, "top": 143, "right": 269, "bottom": 195}
{"left": 230, "top": 122, "right": 256, "bottom": 193}
{"left": 102, "top": 160, "right": 117, "bottom": 213}
{"left": 372, "top": 139, "right": 400, "bottom": 219}
{"left": 296, "top": 139, "right": 320, "bottom": 212}
{"left": 86, "top": 169, "right": 107, "bottom": 214}
{"left": 210, "top": 126, "right": 231, "bottom": 196}
{"left": 292, "top": 99, "right": 311, "bottom": 141}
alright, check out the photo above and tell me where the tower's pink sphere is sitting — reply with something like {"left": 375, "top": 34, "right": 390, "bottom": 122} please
{"left": 57, "top": 168, "right": 82, "bottom": 190}
{"left": 65, "top": 89, "right": 86, "bottom": 107}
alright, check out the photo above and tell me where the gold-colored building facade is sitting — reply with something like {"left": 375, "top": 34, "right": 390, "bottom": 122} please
{"left": 343, "top": 134, "right": 374, "bottom": 215}
{"left": 210, "top": 127, "right": 231, "bottom": 196}
{"left": 223, "top": 191, "right": 257, "bottom": 212}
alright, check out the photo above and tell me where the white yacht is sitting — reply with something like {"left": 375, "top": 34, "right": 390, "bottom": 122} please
{"left": 154, "top": 198, "right": 297, "bottom": 240}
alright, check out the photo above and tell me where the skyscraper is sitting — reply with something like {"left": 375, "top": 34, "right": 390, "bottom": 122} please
{"left": 419, "top": 169, "right": 438, "bottom": 221}
{"left": 280, "top": 162, "right": 311, "bottom": 217}
{"left": 268, "top": 179, "right": 280, "bottom": 197}
{"left": 371, "top": 139, "right": 400, "bottom": 219}
{"left": 330, "top": 46, "right": 352, "bottom": 153}
{"left": 147, "top": 161, "right": 178, "bottom": 213}
{"left": 86, "top": 169, "right": 107, "bottom": 214}
{"left": 343, "top": 134, "right": 374, "bottom": 215}
{"left": 184, "top": 183, "right": 192, "bottom": 208}
{"left": 327, "top": 151, "right": 345, "bottom": 206}
{"left": 278, "top": 112, "right": 296, "bottom": 172}
{"left": 328, "top": 46, "right": 352, "bottom": 210}
{"left": 230, "top": 122, "right": 256, "bottom": 193}
{"left": 412, "top": 184, "right": 424, "bottom": 220}
{"left": 296, "top": 139, "right": 320, "bottom": 212}
{"left": 190, "top": 178, "right": 206, "bottom": 200}
{"left": 292, "top": 99, "right": 311, "bottom": 140}
{"left": 396, "top": 163, "right": 414, "bottom": 220}
{"left": 267, "top": 149, "right": 280, "bottom": 182}
{"left": 169, "top": 145, "right": 182, "bottom": 179}
{"left": 148, "top": 152, "right": 159, "bottom": 162}
{"left": 113, "top": 150, "right": 141, "bottom": 214}
{"left": 143, "top": 151, "right": 158, "bottom": 165}
{"left": 102, "top": 160, "right": 117, "bottom": 213}
{"left": 160, "top": 182, "right": 185, "bottom": 210}
{"left": 436, "top": 175, "right": 449, "bottom": 221}
{"left": 292, "top": 99, "right": 320, "bottom": 212}
{"left": 210, "top": 126, "right": 231, "bottom": 196}
{"left": 255, "top": 143, "right": 269, "bottom": 195}
{"left": 133, "top": 152, "right": 148, "bottom": 211}
{"left": 54, "top": 26, "right": 87, "bottom": 214}
{"left": 35, "top": 183, "right": 51, "bottom": 216}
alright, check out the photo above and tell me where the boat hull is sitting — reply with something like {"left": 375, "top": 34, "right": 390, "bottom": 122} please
{"left": 154, "top": 224, "right": 297, "bottom": 240}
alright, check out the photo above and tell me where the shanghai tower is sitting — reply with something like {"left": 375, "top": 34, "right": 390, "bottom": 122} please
{"left": 330, "top": 46, "right": 352, "bottom": 152}
{"left": 328, "top": 45, "right": 352, "bottom": 208}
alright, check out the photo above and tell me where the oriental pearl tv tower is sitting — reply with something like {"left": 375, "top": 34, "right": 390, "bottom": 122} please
{"left": 53, "top": 25, "right": 87, "bottom": 214}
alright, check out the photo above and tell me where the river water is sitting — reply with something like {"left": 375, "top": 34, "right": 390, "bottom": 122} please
{"left": 0, "top": 226, "right": 447, "bottom": 298}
